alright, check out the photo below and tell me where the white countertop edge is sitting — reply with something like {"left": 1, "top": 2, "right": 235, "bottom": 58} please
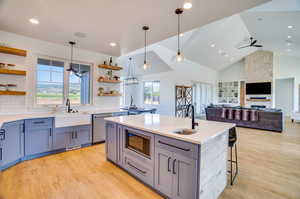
{"left": 104, "top": 116, "right": 235, "bottom": 145}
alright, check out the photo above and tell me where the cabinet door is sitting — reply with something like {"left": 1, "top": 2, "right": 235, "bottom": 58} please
{"left": 73, "top": 125, "right": 91, "bottom": 146}
{"left": 25, "top": 128, "right": 52, "bottom": 156}
{"left": 154, "top": 147, "right": 174, "bottom": 198}
{"left": 106, "top": 122, "right": 117, "bottom": 163}
{"left": 173, "top": 153, "right": 198, "bottom": 199}
{"left": 0, "top": 122, "right": 23, "bottom": 167}
{"left": 53, "top": 127, "right": 72, "bottom": 150}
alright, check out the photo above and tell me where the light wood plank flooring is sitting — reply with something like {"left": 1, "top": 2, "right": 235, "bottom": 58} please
{"left": 0, "top": 120, "right": 299, "bottom": 199}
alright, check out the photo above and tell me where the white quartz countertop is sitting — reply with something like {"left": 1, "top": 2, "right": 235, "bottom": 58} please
{"left": 105, "top": 114, "right": 235, "bottom": 144}
{"left": 0, "top": 109, "right": 127, "bottom": 128}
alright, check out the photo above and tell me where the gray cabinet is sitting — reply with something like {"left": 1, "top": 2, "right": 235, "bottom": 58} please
{"left": 155, "top": 136, "right": 198, "bottom": 199}
{"left": 173, "top": 153, "right": 197, "bottom": 199}
{"left": 25, "top": 118, "right": 53, "bottom": 156}
{"left": 106, "top": 122, "right": 117, "bottom": 163}
{"left": 155, "top": 147, "right": 173, "bottom": 197}
{"left": 53, "top": 125, "right": 91, "bottom": 150}
{"left": 0, "top": 120, "right": 24, "bottom": 169}
{"left": 53, "top": 127, "right": 72, "bottom": 150}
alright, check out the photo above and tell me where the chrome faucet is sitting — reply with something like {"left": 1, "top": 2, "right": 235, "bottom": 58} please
{"left": 186, "top": 104, "right": 199, "bottom": 129}
{"left": 66, "top": 98, "right": 72, "bottom": 113}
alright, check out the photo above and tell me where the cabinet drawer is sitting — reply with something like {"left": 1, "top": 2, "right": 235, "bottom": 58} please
{"left": 155, "top": 135, "right": 199, "bottom": 160}
{"left": 123, "top": 155, "right": 154, "bottom": 186}
{"left": 25, "top": 118, "right": 53, "bottom": 129}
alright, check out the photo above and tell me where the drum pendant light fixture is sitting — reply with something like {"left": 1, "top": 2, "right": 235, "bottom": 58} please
{"left": 142, "top": 26, "right": 150, "bottom": 70}
{"left": 175, "top": 8, "right": 184, "bottom": 62}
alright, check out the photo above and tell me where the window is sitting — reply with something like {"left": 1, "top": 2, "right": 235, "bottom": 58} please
{"left": 68, "top": 64, "right": 91, "bottom": 104}
{"left": 36, "top": 58, "right": 91, "bottom": 105}
{"left": 143, "top": 81, "right": 160, "bottom": 105}
{"left": 37, "top": 59, "right": 64, "bottom": 105}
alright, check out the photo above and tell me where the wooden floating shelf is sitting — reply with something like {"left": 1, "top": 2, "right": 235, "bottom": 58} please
{"left": 98, "top": 93, "right": 122, "bottom": 97}
{"left": 98, "top": 79, "right": 121, "bottom": 84}
{"left": 98, "top": 64, "right": 123, "bottom": 71}
{"left": 0, "top": 68, "right": 26, "bottom": 76}
{"left": 0, "top": 46, "right": 27, "bottom": 57}
{"left": 0, "top": 91, "right": 26, "bottom": 96}
{"left": 246, "top": 99, "right": 271, "bottom": 102}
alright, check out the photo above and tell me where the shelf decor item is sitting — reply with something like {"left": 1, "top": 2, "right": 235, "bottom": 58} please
{"left": 124, "top": 57, "right": 139, "bottom": 85}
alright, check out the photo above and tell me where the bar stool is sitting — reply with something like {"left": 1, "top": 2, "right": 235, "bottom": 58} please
{"left": 228, "top": 127, "right": 238, "bottom": 185}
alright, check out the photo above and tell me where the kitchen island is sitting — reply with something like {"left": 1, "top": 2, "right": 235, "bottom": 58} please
{"left": 105, "top": 114, "right": 235, "bottom": 199}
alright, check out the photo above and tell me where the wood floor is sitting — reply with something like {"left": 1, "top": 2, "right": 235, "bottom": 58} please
{"left": 0, "top": 120, "right": 300, "bottom": 199}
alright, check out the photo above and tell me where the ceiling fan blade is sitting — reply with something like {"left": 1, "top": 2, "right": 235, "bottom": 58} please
{"left": 253, "top": 45, "right": 263, "bottom": 48}
{"left": 250, "top": 40, "right": 257, "bottom": 46}
{"left": 238, "top": 45, "right": 250, "bottom": 49}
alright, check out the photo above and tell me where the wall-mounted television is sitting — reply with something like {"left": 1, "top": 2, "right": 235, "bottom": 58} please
{"left": 246, "top": 82, "right": 271, "bottom": 95}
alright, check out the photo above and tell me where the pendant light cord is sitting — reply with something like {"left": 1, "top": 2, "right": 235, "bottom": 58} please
{"left": 144, "top": 29, "right": 147, "bottom": 64}
{"left": 178, "top": 13, "right": 180, "bottom": 54}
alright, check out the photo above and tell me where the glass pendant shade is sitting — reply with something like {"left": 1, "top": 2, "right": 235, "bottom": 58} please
{"left": 176, "top": 51, "right": 184, "bottom": 62}
{"left": 124, "top": 58, "right": 139, "bottom": 86}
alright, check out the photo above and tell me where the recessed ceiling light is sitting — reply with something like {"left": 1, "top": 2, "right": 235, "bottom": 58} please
{"left": 287, "top": 35, "right": 292, "bottom": 39}
{"left": 288, "top": 25, "right": 293, "bottom": 29}
{"left": 29, "top": 18, "right": 39, "bottom": 24}
{"left": 183, "top": 2, "right": 192, "bottom": 9}
{"left": 210, "top": 44, "right": 216, "bottom": 48}
{"left": 110, "top": 42, "right": 117, "bottom": 47}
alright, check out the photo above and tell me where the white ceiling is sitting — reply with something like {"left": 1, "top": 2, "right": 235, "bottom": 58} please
{"left": 159, "top": 14, "right": 257, "bottom": 70}
{"left": 138, "top": 0, "right": 300, "bottom": 71}
{"left": 119, "top": 51, "right": 172, "bottom": 76}
{"left": 0, "top": 0, "right": 269, "bottom": 56}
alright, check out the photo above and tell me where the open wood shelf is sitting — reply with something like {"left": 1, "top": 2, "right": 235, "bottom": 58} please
{"left": 0, "top": 68, "right": 26, "bottom": 76}
{"left": 98, "top": 93, "right": 122, "bottom": 97}
{"left": 98, "top": 79, "right": 121, "bottom": 84}
{"left": 98, "top": 64, "right": 123, "bottom": 71}
{"left": 0, "top": 46, "right": 27, "bottom": 57}
{"left": 246, "top": 99, "right": 271, "bottom": 102}
{"left": 0, "top": 91, "right": 26, "bottom": 96}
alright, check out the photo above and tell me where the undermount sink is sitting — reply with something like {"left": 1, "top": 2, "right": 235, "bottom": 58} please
{"left": 173, "top": 128, "right": 197, "bottom": 135}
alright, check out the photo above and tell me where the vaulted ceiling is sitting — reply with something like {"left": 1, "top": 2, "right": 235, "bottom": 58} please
{"left": 0, "top": 0, "right": 269, "bottom": 56}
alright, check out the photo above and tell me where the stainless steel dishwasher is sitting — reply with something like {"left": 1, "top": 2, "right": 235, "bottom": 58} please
{"left": 92, "top": 113, "right": 113, "bottom": 144}
{"left": 92, "top": 112, "right": 128, "bottom": 144}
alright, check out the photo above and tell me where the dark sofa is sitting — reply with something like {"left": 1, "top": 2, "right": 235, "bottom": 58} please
{"left": 205, "top": 106, "right": 283, "bottom": 132}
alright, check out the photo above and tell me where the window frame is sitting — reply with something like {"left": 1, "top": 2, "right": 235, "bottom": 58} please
{"left": 35, "top": 56, "right": 93, "bottom": 107}
{"left": 143, "top": 80, "right": 160, "bottom": 105}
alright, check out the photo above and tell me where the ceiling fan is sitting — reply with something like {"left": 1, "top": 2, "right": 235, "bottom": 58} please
{"left": 238, "top": 37, "right": 263, "bottom": 49}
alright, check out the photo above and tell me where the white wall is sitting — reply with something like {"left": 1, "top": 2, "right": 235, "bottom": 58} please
{"left": 0, "top": 31, "right": 119, "bottom": 113}
{"left": 274, "top": 53, "right": 300, "bottom": 112}
{"left": 275, "top": 78, "right": 294, "bottom": 116}
{"left": 121, "top": 45, "right": 218, "bottom": 116}
{"left": 219, "top": 59, "right": 245, "bottom": 82}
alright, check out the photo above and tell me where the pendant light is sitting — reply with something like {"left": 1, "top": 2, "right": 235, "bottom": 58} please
{"left": 124, "top": 57, "right": 139, "bottom": 85}
{"left": 175, "top": 8, "right": 184, "bottom": 62}
{"left": 66, "top": 41, "right": 87, "bottom": 78}
{"left": 142, "top": 26, "right": 150, "bottom": 70}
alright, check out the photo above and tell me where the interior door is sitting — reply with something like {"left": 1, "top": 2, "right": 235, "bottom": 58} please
{"left": 154, "top": 147, "right": 174, "bottom": 198}
{"left": 173, "top": 153, "right": 198, "bottom": 199}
